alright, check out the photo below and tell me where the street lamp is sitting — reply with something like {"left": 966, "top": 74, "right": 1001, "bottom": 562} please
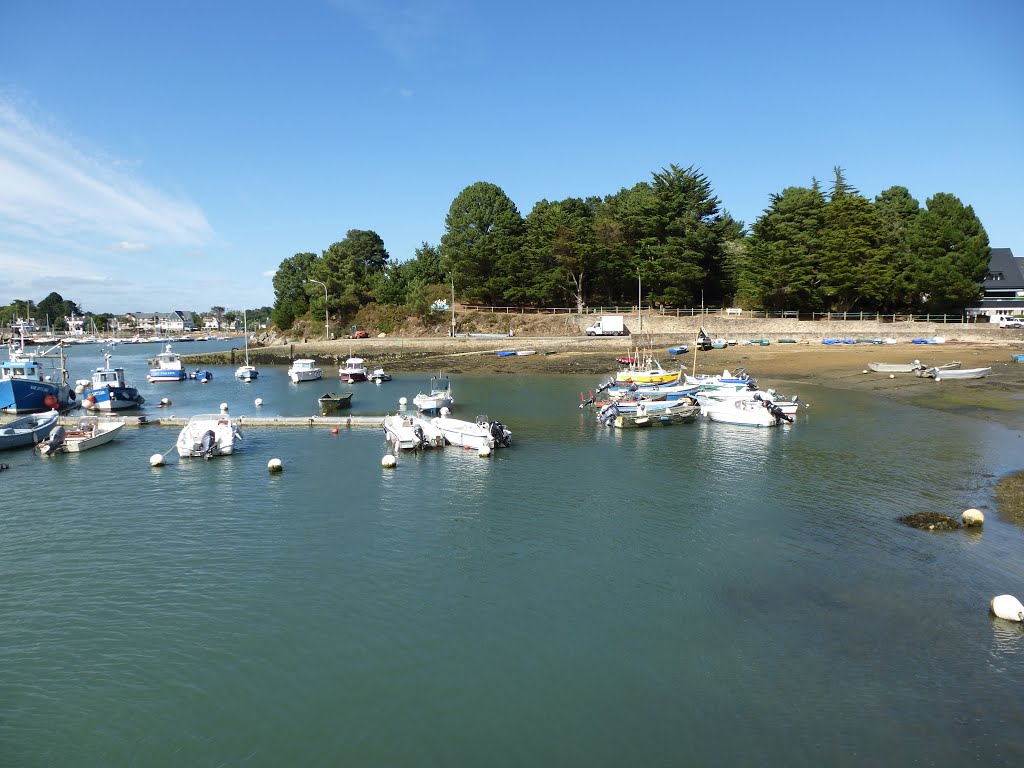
{"left": 308, "top": 279, "right": 329, "bottom": 340}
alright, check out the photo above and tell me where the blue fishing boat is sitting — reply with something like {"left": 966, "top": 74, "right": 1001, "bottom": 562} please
{"left": 0, "top": 341, "right": 74, "bottom": 414}
{"left": 81, "top": 352, "right": 145, "bottom": 411}
{"left": 147, "top": 344, "right": 187, "bottom": 383}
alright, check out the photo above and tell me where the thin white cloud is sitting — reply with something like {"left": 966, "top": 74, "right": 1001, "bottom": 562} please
{"left": 262, "top": 269, "right": 278, "bottom": 278}
{"left": 115, "top": 241, "right": 150, "bottom": 253}
{"left": 0, "top": 99, "right": 215, "bottom": 310}
{"left": 328, "top": 0, "right": 452, "bottom": 60}
{"left": 400, "top": 88, "right": 414, "bottom": 98}
{"left": 0, "top": 101, "right": 212, "bottom": 246}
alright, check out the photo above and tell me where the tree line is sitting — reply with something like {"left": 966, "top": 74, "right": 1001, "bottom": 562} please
{"left": 268, "top": 163, "right": 988, "bottom": 331}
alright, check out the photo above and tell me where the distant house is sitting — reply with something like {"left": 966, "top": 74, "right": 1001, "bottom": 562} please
{"left": 967, "top": 248, "right": 1024, "bottom": 321}
{"left": 123, "top": 311, "right": 196, "bottom": 333}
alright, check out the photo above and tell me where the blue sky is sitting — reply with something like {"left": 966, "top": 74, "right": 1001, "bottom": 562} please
{"left": 1, "top": 0, "right": 1021, "bottom": 315}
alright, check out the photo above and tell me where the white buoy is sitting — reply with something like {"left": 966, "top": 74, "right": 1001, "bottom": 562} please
{"left": 862, "top": 369, "right": 868, "bottom": 374}
{"left": 255, "top": 398, "right": 263, "bottom": 407}
{"left": 149, "top": 453, "right": 165, "bottom": 467}
{"left": 962, "top": 508, "right": 985, "bottom": 527}
{"left": 889, "top": 373, "right": 895, "bottom": 379}
{"left": 160, "top": 397, "right": 171, "bottom": 407}
{"left": 989, "top": 594, "right": 1024, "bottom": 622}
{"left": 381, "top": 454, "right": 397, "bottom": 468}
{"left": 440, "top": 406, "right": 450, "bottom": 417}
{"left": 267, "top": 458, "right": 283, "bottom": 473}
{"left": 479, "top": 444, "right": 492, "bottom": 457}
{"left": 220, "top": 402, "right": 229, "bottom": 411}
{"left": 399, "top": 396, "right": 408, "bottom": 407}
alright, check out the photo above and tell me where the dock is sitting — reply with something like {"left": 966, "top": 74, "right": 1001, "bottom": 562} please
{"left": 154, "top": 414, "right": 386, "bottom": 429}
{"left": 11, "top": 413, "right": 388, "bottom": 429}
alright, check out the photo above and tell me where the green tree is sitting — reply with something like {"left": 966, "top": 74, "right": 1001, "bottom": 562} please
{"left": 906, "top": 193, "right": 989, "bottom": 312}
{"left": 740, "top": 186, "right": 825, "bottom": 310}
{"left": 818, "top": 189, "right": 893, "bottom": 311}
{"left": 523, "top": 197, "right": 596, "bottom": 310}
{"left": 440, "top": 182, "right": 525, "bottom": 305}
{"left": 315, "top": 230, "right": 390, "bottom": 320}
{"left": 36, "top": 292, "right": 83, "bottom": 332}
{"left": 271, "top": 251, "right": 317, "bottom": 330}
{"left": 873, "top": 186, "right": 921, "bottom": 311}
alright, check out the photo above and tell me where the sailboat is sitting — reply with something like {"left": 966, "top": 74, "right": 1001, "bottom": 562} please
{"left": 234, "top": 310, "right": 258, "bottom": 381}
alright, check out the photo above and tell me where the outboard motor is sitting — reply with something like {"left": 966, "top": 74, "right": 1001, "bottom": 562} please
{"left": 40, "top": 425, "right": 66, "bottom": 455}
{"left": 413, "top": 424, "right": 426, "bottom": 448}
{"left": 200, "top": 429, "right": 217, "bottom": 460}
{"left": 489, "top": 421, "right": 511, "bottom": 447}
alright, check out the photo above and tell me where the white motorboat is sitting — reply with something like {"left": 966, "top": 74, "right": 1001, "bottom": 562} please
{"left": 382, "top": 413, "right": 446, "bottom": 450}
{"left": 38, "top": 416, "right": 125, "bottom": 454}
{"left": 176, "top": 413, "right": 243, "bottom": 458}
{"left": 339, "top": 357, "right": 368, "bottom": 382}
{"left": 702, "top": 397, "right": 792, "bottom": 427}
{"left": 368, "top": 367, "right": 391, "bottom": 383}
{"left": 288, "top": 359, "right": 323, "bottom": 383}
{"left": 413, "top": 374, "right": 454, "bottom": 413}
{"left": 429, "top": 413, "right": 512, "bottom": 450}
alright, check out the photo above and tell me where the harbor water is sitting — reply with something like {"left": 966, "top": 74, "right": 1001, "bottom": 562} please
{"left": 2, "top": 340, "right": 1024, "bottom": 766}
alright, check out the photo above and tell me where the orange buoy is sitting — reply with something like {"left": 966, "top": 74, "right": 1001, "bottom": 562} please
{"left": 43, "top": 394, "right": 58, "bottom": 408}
{"left": 332, "top": 427, "right": 339, "bottom": 434}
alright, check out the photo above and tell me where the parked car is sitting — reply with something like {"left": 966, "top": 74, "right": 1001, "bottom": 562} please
{"left": 997, "top": 317, "right": 1023, "bottom": 329}
{"left": 349, "top": 325, "right": 369, "bottom": 339}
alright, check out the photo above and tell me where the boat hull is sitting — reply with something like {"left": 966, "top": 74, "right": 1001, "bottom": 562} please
{"left": 148, "top": 370, "right": 186, "bottom": 382}
{"left": 62, "top": 420, "right": 125, "bottom": 452}
{"left": 0, "top": 410, "right": 59, "bottom": 450}
{"left": 383, "top": 414, "right": 446, "bottom": 450}
{"left": 81, "top": 386, "right": 145, "bottom": 411}
{"left": 0, "top": 379, "right": 71, "bottom": 414}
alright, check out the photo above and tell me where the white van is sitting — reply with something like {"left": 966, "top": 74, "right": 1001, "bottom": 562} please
{"left": 997, "top": 316, "right": 1023, "bottom": 329}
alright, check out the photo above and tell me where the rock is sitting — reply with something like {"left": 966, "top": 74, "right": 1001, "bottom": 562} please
{"left": 899, "top": 512, "right": 962, "bottom": 531}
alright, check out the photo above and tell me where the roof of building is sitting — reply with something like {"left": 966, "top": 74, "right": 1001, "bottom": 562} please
{"left": 982, "top": 248, "right": 1023, "bottom": 290}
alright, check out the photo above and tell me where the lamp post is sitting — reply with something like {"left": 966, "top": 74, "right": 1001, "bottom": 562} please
{"left": 308, "top": 279, "right": 329, "bottom": 340}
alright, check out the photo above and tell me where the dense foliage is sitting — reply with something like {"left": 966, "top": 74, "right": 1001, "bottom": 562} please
{"left": 262, "top": 165, "right": 990, "bottom": 331}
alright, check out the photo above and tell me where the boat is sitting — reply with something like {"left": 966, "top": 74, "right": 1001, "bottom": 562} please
{"left": 696, "top": 388, "right": 805, "bottom": 417}
{"left": 382, "top": 413, "right": 447, "bottom": 450}
{"left": 189, "top": 368, "right": 214, "bottom": 382}
{"left": 0, "top": 340, "right": 74, "bottom": 413}
{"left": 667, "top": 345, "right": 689, "bottom": 355}
{"left": 413, "top": 374, "right": 454, "bottom": 413}
{"left": 868, "top": 361, "right": 923, "bottom": 373}
{"left": 703, "top": 397, "right": 792, "bottom": 427}
{"left": 429, "top": 413, "right": 512, "bottom": 450}
{"left": 318, "top": 392, "right": 354, "bottom": 413}
{"left": 235, "top": 310, "right": 259, "bottom": 381}
{"left": 80, "top": 352, "right": 145, "bottom": 411}
{"left": 1012, "top": 354, "right": 1024, "bottom": 363}
{"left": 917, "top": 366, "right": 992, "bottom": 380}
{"left": 368, "top": 367, "right": 391, "bottom": 383}
{"left": 147, "top": 344, "right": 187, "bottom": 383}
{"left": 597, "top": 400, "right": 701, "bottom": 428}
{"left": 614, "top": 351, "right": 680, "bottom": 385}
{"left": 288, "top": 359, "right": 323, "bottom": 383}
{"left": 175, "top": 413, "right": 243, "bottom": 458}
{"left": 339, "top": 357, "right": 368, "bottom": 382}
{"left": 38, "top": 416, "right": 125, "bottom": 455}
{"left": 0, "top": 410, "right": 59, "bottom": 450}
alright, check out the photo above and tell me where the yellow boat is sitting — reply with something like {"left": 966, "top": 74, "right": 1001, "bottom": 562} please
{"left": 613, "top": 354, "right": 680, "bottom": 385}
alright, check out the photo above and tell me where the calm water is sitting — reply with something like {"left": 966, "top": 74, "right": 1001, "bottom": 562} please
{"left": 3, "top": 341, "right": 1024, "bottom": 766}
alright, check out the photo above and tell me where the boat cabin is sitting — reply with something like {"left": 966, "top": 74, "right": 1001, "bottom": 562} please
{"left": 92, "top": 367, "right": 127, "bottom": 388}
